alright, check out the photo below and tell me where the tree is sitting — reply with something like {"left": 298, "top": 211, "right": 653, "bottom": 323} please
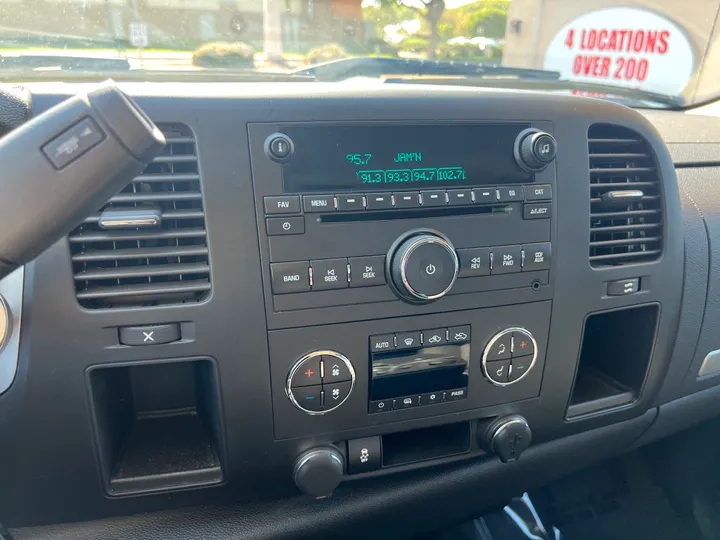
{"left": 373, "top": 0, "right": 446, "bottom": 59}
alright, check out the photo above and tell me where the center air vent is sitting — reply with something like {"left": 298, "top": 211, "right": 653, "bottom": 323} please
{"left": 588, "top": 124, "right": 663, "bottom": 267}
{"left": 69, "top": 124, "right": 211, "bottom": 309}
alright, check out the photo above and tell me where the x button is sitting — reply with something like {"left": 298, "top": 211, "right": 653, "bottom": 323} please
{"left": 118, "top": 324, "right": 181, "bottom": 346}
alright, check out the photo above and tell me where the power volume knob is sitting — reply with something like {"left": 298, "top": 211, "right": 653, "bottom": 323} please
{"left": 514, "top": 129, "right": 557, "bottom": 172}
{"left": 388, "top": 232, "right": 459, "bottom": 304}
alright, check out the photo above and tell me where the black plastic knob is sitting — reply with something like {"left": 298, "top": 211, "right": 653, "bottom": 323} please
{"left": 514, "top": 129, "right": 557, "bottom": 172}
{"left": 477, "top": 415, "right": 532, "bottom": 463}
{"left": 293, "top": 447, "right": 344, "bottom": 498}
{"left": 388, "top": 232, "right": 459, "bottom": 304}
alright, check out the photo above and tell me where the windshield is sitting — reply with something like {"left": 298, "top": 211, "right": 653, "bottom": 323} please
{"left": 1, "top": 0, "right": 719, "bottom": 107}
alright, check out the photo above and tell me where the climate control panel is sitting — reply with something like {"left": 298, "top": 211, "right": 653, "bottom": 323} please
{"left": 286, "top": 351, "right": 356, "bottom": 414}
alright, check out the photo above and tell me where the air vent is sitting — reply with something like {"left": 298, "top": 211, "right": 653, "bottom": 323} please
{"left": 69, "top": 124, "right": 211, "bottom": 308}
{"left": 588, "top": 124, "right": 663, "bottom": 267}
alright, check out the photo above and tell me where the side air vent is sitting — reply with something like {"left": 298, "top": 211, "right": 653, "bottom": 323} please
{"left": 69, "top": 124, "right": 211, "bottom": 308}
{"left": 588, "top": 124, "right": 663, "bottom": 267}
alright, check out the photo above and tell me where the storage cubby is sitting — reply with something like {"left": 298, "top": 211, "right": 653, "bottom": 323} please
{"left": 567, "top": 305, "right": 659, "bottom": 418}
{"left": 87, "top": 358, "right": 224, "bottom": 495}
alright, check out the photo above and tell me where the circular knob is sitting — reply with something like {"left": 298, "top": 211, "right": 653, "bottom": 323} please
{"left": 0, "top": 295, "right": 9, "bottom": 353}
{"left": 514, "top": 129, "right": 557, "bottom": 172}
{"left": 482, "top": 328, "right": 538, "bottom": 386}
{"left": 293, "top": 447, "right": 344, "bottom": 498}
{"left": 388, "top": 231, "right": 459, "bottom": 304}
{"left": 477, "top": 415, "right": 532, "bottom": 463}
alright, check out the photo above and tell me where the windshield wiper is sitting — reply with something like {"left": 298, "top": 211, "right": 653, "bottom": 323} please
{"left": 384, "top": 75, "right": 684, "bottom": 108}
{"left": 0, "top": 67, "right": 315, "bottom": 83}
{"left": 292, "top": 57, "right": 561, "bottom": 82}
{"left": 0, "top": 54, "right": 131, "bottom": 71}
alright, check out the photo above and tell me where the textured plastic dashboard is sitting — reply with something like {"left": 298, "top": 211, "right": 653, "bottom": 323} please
{"left": 1, "top": 84, "right": 718, "bottom": 538}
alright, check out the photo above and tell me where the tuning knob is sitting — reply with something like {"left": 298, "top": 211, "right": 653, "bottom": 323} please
{"left": 293, "top": 447, "right": 345, "bottom": 498}
{"left": 514, "top": 129, "right": 557, "bottom": 172}
{"left": 477, "top": 415, "right": 532, "bottom": 463}
{"left": 387, "top": 231, "right": 459, "bottom": 304}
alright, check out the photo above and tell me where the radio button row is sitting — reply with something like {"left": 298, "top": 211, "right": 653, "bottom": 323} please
{"left": 448, "top": 189, "right": 472, "bottom": 205}
{"left": 421, "top": 190, "right": 447, "bottom": 207}
{"left": 497, "top": 186, "right": 524, "bottom": 202}
{"left": 395, "top": 191, "right": 421, "bottom": 208}
{"left": 271, "top": 261, "right": 310, "bottom": 294}
{"left": 349, "top": 255, "right": 385, "bottom": 287}
{"left": 303, "top": 194, "right": 335, "bottom": 213}
{"left": 266, "top": 216, "right": 304, "bottom": 236}
{"left": 473, "top": 187, "right": 497, "bottom": 204}
{"left": 525, "top": 184, "right": 552, "bottom": 201}
{"left": 337, "top": 194, "right": 365, "bottom": 211}
{"left": 458, "top": 247, "right": 490, "bottom": 277}
{"left": 311, "top": 258, "right": 348, "bottom": 290}
{"left": 366, "top": 193, "right": 393, "bottom": 210}
{"left": 264, "top": 195, "right": 300, "bottom": 215}
{"left": 490, "top": 245, "right": 522, "bottom": 274}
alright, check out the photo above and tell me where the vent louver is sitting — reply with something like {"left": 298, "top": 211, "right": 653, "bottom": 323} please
{"left": 69, "top": 124, "right": 211, "bottom": 308}
{"left": 588, "top": 124, "right": 663, "bottom": 267}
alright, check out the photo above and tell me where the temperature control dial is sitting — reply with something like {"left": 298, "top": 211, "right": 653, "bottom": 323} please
{"left": 388, "top": 231, "right": 459, "bottom": 304}
{"left": 482, "top": 328, "right": 537, "bottom": 386}
{"left": 286, "top": 351, "right": 356, "bottom": 414}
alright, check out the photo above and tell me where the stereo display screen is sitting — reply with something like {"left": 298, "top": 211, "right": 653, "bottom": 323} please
{"left": 280, "top": 123, "right": 533, "bottom": 193}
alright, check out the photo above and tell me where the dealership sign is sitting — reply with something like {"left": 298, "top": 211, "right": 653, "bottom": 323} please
{"left": 543, "top": 7, "right": 694, "bottom": 95}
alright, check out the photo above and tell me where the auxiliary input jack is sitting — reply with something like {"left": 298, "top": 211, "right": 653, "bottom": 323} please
{"left": 531, "top": 280, "right": 541, "bottom": 291}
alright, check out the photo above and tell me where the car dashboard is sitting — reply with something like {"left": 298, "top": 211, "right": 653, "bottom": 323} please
{"left": 1, "top": 83, "right": 720, "bottom": 539}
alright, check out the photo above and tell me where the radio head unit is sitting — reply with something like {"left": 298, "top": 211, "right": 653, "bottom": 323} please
{"left": 278, "top": 123, "right": 535, "bottom": 193}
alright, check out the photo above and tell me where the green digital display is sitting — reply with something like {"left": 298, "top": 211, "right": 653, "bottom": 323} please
{"left": 280, "top": 124, "right": 532, "bottom": 192}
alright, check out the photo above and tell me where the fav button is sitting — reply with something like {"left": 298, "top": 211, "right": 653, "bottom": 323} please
{"left": 311, "top": 259, "right": 348, "bottom": 290}
{"left": 264, "top": 195, "right": 301, "bottom": 215}
{"left": 486, "top": 360, "right": 511, "bottom": 384}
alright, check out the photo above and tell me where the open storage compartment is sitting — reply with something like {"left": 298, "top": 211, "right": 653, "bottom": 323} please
{"left": 567, "top": 304, "right": 659, "bottom": 418}
{"left": 382, "top": 422, "right": 471, "bottom": 467}
{"left": 87, "top": 357, "right": 225, "bottom": 496}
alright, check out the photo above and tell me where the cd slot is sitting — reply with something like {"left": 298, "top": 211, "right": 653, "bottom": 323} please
{"left": 318, "top": 205, "right": 511, "bottom": 223}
